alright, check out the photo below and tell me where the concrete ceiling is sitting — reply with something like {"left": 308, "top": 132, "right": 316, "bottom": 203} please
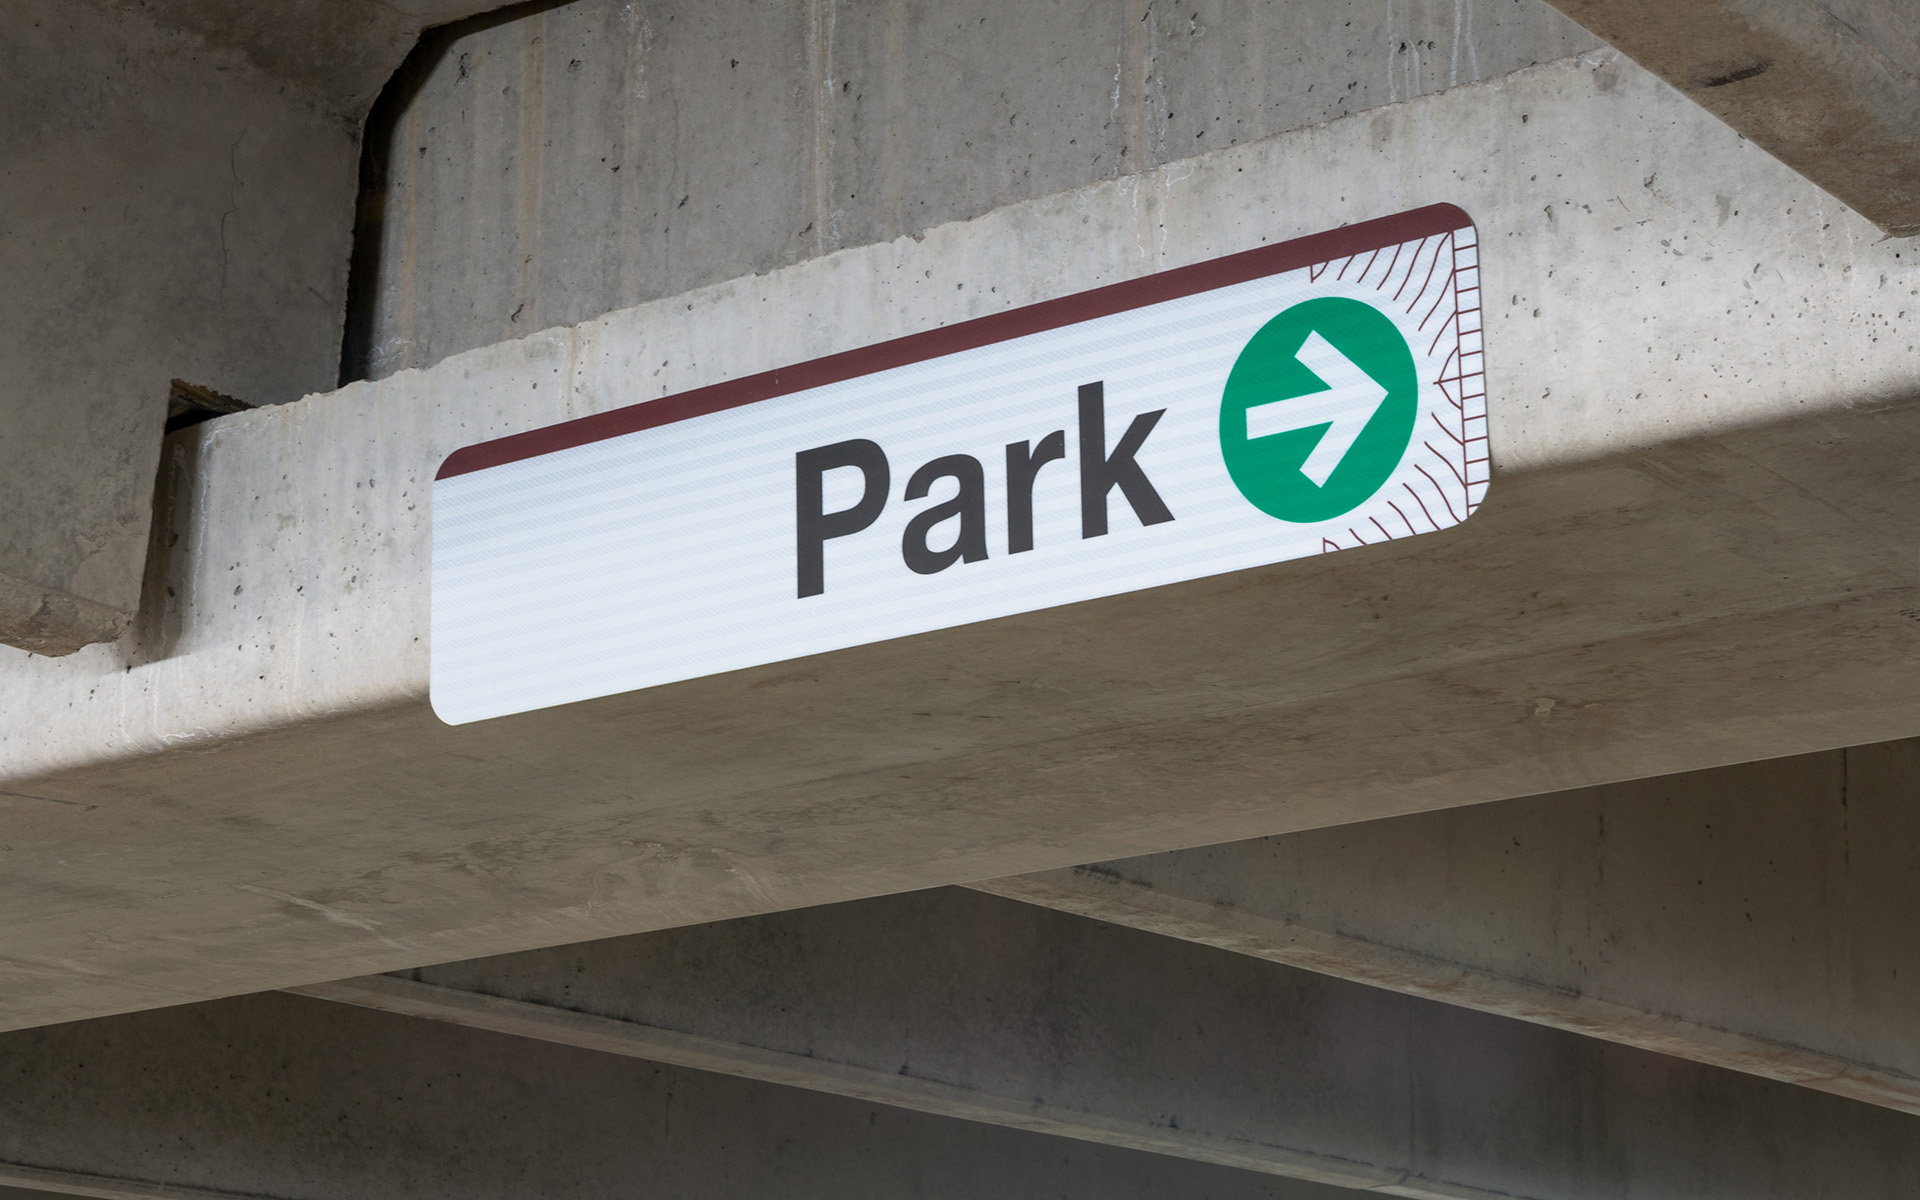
{"left": 1539, "top": 0, "right": 1920, "bottom": 235}
{"left": 108, "top": 0, "right": 517, "bottom": 116}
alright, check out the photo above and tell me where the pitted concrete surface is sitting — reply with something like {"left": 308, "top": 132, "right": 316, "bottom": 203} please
{"left": 0, "top": 53, "right": 1914, "bottom": 1031}
{"left": 350, "top": 0, "right": 1597, "bottom": 381}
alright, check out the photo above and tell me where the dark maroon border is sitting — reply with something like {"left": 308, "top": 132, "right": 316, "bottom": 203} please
{"left": 436, "top": 203, "right": 1472, "bottom": 480}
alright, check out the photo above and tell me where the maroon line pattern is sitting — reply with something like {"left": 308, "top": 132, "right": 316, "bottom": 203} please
{"left": 437, "top": 204, "right": 1473, "bottom": 480}
{"left": 1313, "top": 223, "right": 1486, "bottom": 554}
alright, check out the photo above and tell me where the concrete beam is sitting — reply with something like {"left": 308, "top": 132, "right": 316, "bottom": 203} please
{"left": 975, "top": 738, "right": 1920, "bottom": 1115}
{"left": 2, "top": 890, "right": 1917, "bottom": 1198}
{"left": 0, "top": 989, "right": 1366, "bottom": 1200}
{"left": 0, "top": 52, "right": 1916, "bottom": 1030}
{"left": 0, "top": 1169, "right": 240, "bottom": 1200}
{"left": 1538, "top": 0, "right": 1920, "bottom": 235}
{"left": 295, "top": 974, "right": 1377, "bottom": 1187}
{"left": 288, "top": 889, "right": 1920, "bottom": 1199}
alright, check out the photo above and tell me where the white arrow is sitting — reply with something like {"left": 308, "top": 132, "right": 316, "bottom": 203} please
{"left": 1243, "top": 331, "right": 1390, "bottom": 487}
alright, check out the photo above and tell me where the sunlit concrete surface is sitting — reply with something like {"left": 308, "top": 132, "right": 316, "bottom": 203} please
{"left": 0, "top": 50, "right": 1914, "bottom": 1030}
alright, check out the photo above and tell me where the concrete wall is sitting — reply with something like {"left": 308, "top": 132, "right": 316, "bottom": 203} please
{"left": 351, "top": 0, "right": 1597, "bottom": 379}
{"left": 0, "top": 0, "right": 364, "bottom": 651}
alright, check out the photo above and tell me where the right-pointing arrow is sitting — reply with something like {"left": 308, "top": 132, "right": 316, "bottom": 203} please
{"left": 1244, "top": 331, "right": 1391, "bottom": 487}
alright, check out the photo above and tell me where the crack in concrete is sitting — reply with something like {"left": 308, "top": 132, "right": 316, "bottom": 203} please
{"left": 218, "top": 129, "right": 245, "bottom": 292}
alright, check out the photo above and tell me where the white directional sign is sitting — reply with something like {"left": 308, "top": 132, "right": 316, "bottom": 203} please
{"left": 433, "top": 205, "right": 1487, "bottom": 724}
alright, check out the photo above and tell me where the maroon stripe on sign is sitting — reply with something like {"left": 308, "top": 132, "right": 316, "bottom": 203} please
{"left": 436, "top": 203, "right": 1473, "bottom": 480}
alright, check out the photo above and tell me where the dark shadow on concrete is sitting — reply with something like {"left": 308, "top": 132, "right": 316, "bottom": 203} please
{"left": 338, "top": 0, "right": 582, "bottom": 387}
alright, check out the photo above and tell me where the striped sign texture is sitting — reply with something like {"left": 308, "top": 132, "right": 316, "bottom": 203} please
{"left": 433, "top": 205, "right": 1486, "bottom": 724}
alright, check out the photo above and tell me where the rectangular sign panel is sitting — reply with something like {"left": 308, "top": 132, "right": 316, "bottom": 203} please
{"left": 433, "top": 204, "right": 1486, "bottom": 724}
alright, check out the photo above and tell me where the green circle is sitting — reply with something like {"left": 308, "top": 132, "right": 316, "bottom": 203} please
{"left": 1218, "top": 296, "right": 1418, "bottom": 522}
